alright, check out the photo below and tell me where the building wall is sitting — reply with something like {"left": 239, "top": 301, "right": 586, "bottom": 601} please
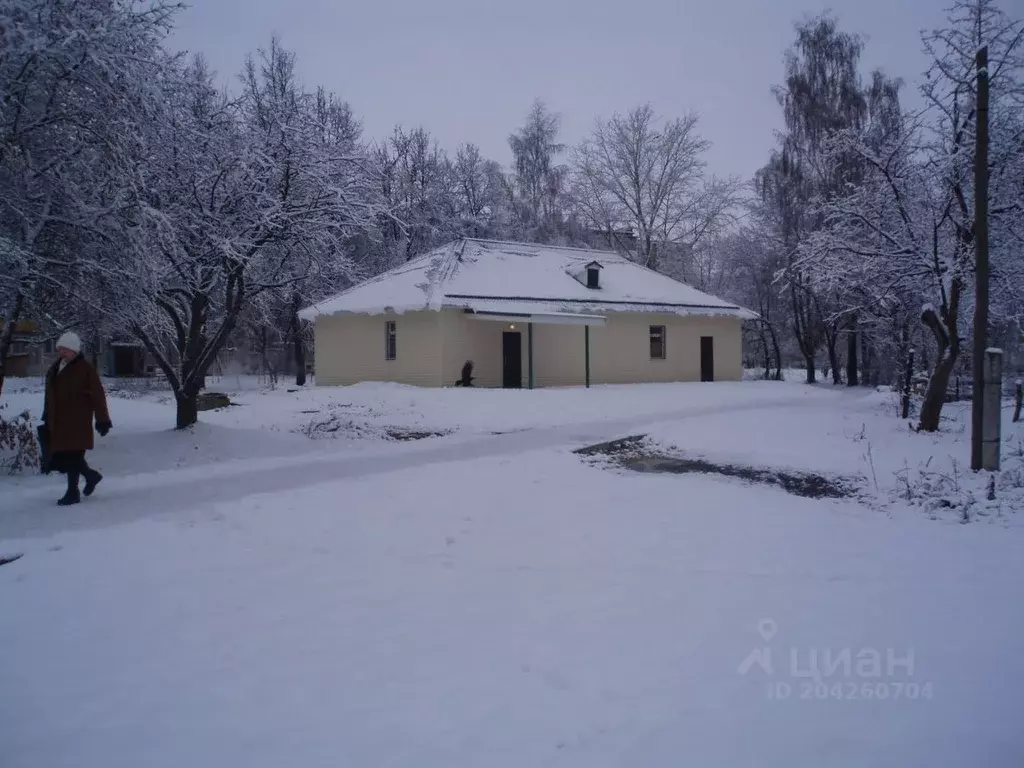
{"left": 440, "top": 309, "right": 510, "bottom": 388}
{"left": 589, "top": 313, "right": 743, "bottom": 385}
{"left": 9, "top": 336, "right": 52, "bottom": 378}
{"left": 314, "top": 309, "right": 743, "bottom": 388}
{"left": 441, "top": 309, "right": 743, "bottom": 387}
{"left": 313, "top": 311, "right": 442, "bottom": 387}
{"left": 464, "top": 312, "right": 742, "bottom": 387}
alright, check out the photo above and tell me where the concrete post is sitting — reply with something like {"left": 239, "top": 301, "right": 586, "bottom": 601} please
{"left": 982, "top": 348, "right": 1002, "bottom": 471}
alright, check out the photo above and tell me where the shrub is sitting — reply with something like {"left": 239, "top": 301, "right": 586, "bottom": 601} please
{"left": 0, "top": 404, "right": 40, "bottom": 474}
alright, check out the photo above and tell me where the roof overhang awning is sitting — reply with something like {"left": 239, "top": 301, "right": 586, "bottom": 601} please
{"left": 465, "top": 309, "right": 606, "bottom": 326}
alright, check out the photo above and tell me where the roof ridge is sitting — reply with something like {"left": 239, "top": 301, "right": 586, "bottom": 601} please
{"left": 442, "top": 293, "right": 741, "bottom": 310}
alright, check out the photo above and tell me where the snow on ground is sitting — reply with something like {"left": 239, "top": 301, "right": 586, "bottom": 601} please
{"left": 1, "top": 376, "right": 824, "bottom": 539}
{"left": 1, "top": 373, "right": 836, "bottom": 480}
{"left": 639, "top": 385, "right": 1024, "bottom": 524}
{"left": 3, "top": 376, "right": 1024, "bottom": 766}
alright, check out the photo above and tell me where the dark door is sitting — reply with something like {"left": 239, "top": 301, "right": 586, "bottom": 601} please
{"left": 502, "top": 332, "right": 522, "bottom": 388}
{"left": 700, "top": 336, "right": 714, "bottom": 382}
{"left": 114, "top": 347, "right": 136, "bottom": 376}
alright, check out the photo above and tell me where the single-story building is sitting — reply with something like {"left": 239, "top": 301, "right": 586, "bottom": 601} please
{"left": 299, "top": 238, "right": 757, "bottom": 388}
{"left": 1, "top": 316, "right": 156, "bottom": 379}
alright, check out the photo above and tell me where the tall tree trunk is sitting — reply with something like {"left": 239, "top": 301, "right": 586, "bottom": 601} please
{"left": 761, "top": 332, "right": 771, "bottom": 380}
{"left": 918, "top": 291, "right": 961, "bottom": 432}
{"left": 293, "top": 332, "right": 306, "bottom": 386}
{"left": 770, "top": 326, "right": 783, "bottom": 380}
{"left": 91, "top": 331, "right": 102, "bottom": 372}
{"left": 291, "top": 292, "right": 306, "bottom": 386}
{"left": 919, "top": 350, "right": 957, "bottom": 432}
{"left": 0, "top": 291, "right": 25, "bottom": 398}
{"left": 198, "top": 334, "right": 209, "bottom": 392}
{"left": 970, "top": 45, "right": 990, "bottom": 470}
{"left": 804, "top": 356, "right": 817, "bottom": 384}
{"left": 846, "top": 314, "right": 859, "bottom": 386}
{"left": 862, "top": 327, "right": 872, "bottom": 386}
{"left": 258, "top": 325, "right": 272, "bottom": 386}
{"left": 901, "top": 347, "right": 915, "bottom": 420}
{"left": 789, "top": 278, "right": 819, "bottom": 384}
{"left": 133, "top": 282, "right": 246, "bottom": 429}
{"left": 175, "top": 393, "right": 199, "bottom": 430}
{"left": 826, "top": 322, "right": 841, "bottom": 385}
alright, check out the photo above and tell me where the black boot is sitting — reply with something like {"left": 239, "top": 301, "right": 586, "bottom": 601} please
{"left": 58, "top": 471, "right": 81, "bottom": 506}
{"left": 82, "top": 463, "right": 103, "bottom": 497}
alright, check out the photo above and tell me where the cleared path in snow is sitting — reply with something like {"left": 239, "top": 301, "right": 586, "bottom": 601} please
{"left": 2, "top": 392, "right": 826, "bottom": 541}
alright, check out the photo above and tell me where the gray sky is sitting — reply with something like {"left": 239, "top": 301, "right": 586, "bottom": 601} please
{"left": 169, "top": 0, "right": 959, "bottom": 181}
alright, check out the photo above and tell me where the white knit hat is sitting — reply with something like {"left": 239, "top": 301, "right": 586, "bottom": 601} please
{"left": 55, "top": 331, "right": 82, "bottom": 354}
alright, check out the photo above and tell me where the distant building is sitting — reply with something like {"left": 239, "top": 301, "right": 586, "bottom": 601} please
{"left": 2, "top": 319, "right": 47, "bottom": 377}
{"left": 2, "top": 319, "right": 152, "bottom": 378}
{"left": 589, "top": 226, "right": 637, "bottom": 254}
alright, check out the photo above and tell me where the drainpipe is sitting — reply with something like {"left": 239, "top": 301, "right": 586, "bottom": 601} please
{"left": 528, "top": 322, "right": 534, "bottom": 389}
{"left": 585, "top": 325, "right": 591, "bottom": 388}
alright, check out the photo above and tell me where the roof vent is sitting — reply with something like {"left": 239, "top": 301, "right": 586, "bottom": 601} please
{"left": 585, "top": 261, "right": 602, "bottom": 289}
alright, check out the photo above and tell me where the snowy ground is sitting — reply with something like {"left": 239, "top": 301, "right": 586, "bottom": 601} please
{"left": 2, "top": 375, "right": 1023, "bottom": 766}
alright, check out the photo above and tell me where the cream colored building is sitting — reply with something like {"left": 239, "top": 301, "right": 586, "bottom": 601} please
{"left": 299, "top": 239, "right": 756, "bottom": 389}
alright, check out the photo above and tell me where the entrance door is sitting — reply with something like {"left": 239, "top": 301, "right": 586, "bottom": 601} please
{"left": 700, "top": 336, "right": 714, "bottom": 382}
{"left": 114, "top": 347, "right": 137, "bottom": 376}
{"left": 502, "top": 332, "right": 522, "bottom": 388}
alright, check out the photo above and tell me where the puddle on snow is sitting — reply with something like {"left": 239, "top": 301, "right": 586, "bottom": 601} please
{"left": 575, "top": 435, "right": 859, "bottom": 500}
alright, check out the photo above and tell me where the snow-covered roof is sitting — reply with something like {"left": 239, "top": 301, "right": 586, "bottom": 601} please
{"left": 299, "top": 239, "right": 756, "bottom": 321}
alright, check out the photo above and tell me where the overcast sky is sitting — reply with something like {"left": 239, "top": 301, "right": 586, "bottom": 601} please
{"left": 168, "top": 0, "right": 966, "bottom": 181}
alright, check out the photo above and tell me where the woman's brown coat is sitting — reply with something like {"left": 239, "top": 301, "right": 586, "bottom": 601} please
{"left": 43, "top": 355, "right": 111, "bottom": 452}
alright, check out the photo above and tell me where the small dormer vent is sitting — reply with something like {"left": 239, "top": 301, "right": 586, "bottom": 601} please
{"left": 585, "top": 260, "right": 603, "bottom": 289}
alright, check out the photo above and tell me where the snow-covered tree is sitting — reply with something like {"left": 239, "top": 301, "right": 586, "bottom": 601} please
{"left": 507, "top": 100, "right": 570, "bottom": 241}
{"left": 0, "top": 0, "right": 180, "bottom": 394}
{"left": 798, "top": 114, "right": 962, "bottom": 428}
{"left": 570, "top": 104, "right": 741, "bottom": 270}
{"left": 452, "top": 143, "right": 507, "bottom": 238}
{"left": 371, "top": 126, "right": 461, "bottom": 265}
{"left": 760, "top": 14, "right": 871, "bottom": 385}
{"left": 796, "top": 0, "right": 1023, "bottom": 430}
{"left": 238, "top": 41, "right": 376, "bottom": 386}
{"left": 718, "top": 220, "right": 788, "bottom": 379}
{"left": 120, "top": 50, "right": 376, "bottom": 427}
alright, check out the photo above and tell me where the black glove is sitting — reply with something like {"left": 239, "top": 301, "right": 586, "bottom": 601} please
{"left": 96, "top": 420, "right": 112, "bottom": 437}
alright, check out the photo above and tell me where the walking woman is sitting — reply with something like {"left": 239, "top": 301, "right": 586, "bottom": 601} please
{"left": 42, "top": 332, "right": 113, "bottom": 506}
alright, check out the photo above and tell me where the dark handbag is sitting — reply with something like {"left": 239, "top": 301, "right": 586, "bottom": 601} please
{"left": 36, "top": 423, "right": 52, "bottom": 475}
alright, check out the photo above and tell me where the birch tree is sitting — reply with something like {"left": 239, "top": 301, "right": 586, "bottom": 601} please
{"left": 508, "top": 100, "right": 569, "bottom": 241}
{"left": 761, "top": 14, "right": 870, "bottom": 384}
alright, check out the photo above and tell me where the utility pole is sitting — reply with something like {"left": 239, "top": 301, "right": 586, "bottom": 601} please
{"left": 971, "top": 45, "right": 990, "bottom": 471}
